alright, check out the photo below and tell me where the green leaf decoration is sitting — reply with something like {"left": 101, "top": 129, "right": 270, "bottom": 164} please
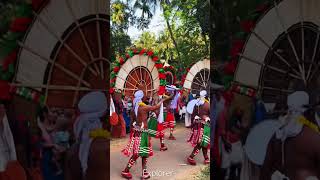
{"left": 159, "top": 68, "right": 165, "bottom": 73}
{"left": 111, "top": 72, "right": 116, "bottom": 78}
{"left": 128, "top": 50, "right": 134, "bottom": 57}
{"left": 160, "top": 79, "right": 167, "bottom": 86}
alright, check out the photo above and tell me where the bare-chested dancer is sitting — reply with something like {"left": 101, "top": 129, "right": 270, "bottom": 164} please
{"left": 121, "top": 90, "right": 172, "bottom": 179}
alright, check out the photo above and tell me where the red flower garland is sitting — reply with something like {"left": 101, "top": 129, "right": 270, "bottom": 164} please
{"left": 10, "top": 17, "right": 32, "bottom": 32}
{"left": 139, "top": 49, "right": 146, "bottom": 55}
{"left": 110, "top": 78, "right": 116, "bottom": 83}
{"left": 158, "top": 86, "right": 165, "bottom": 95}
{"left": 147, "top": 51, "right": 154, "bottom": 56}
{"left": 240, "top": 20, "right": 255, "bottom": 33}
{"left": 2, "top": 50, "right": 18, "bottom": 70}
{"left": 230, "top": 40, "right": 244, "bottom": 58}
{"left": 152, "top": 56, "right": 159, "bottom": 62}
{"left": 155, "top": 63, "right": 163, "bottom": 69}
{"left": 111, "top": 48, "right": 165, "bottom": 95}
{"left": 159, "top": 73, "right": 166, "bottom": 79}
{"left": 224, "top": 60, "right": 238, "bottom": 75}
{"left": 119, "top": 57, "right": 125, "bottom": 65}
{"left": 133, "top": 49, "right": 138, "bottom": 54}
{"left": 113, "top": 66, "right": 120, "bottom": 73}
{"left": 222, "top": 2, "right": 272, "bottom": 93}
{"left": 109, "top": 88, "right": 115, "bottom": 94}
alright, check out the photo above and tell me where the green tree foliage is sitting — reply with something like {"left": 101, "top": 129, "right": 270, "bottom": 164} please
{"left": 133, "top": 31, "right": 157, "bottom": 50}
{"left": 111, "top": 30, "right": 132, "bottom": 60}
{"left": 111, "top": 0, "right": 209, "bottom": 80}
{"left": 111, "top": 0, "right": 133, "bottom": 60}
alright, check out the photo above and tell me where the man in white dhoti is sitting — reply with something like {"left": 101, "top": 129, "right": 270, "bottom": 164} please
{"left": 0, "top": 103, "right": 17, "bottom": 172}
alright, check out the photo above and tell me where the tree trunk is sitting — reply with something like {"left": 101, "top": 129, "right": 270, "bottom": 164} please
{"left": 164, "top": 16, "right": 182, "bottom": 65}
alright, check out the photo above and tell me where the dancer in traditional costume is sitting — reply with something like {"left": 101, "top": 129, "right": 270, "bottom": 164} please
{"left": 148, "top": 93, "right": 168, "bottom": 151}
{"left": 186, "top": 90, "right": 210, "bottom": 165}
{"left": 164, "top": 85, "right": 180, "bottom": 140}
{"left": 121, "top": 90, "right": 171, "bottom": 179}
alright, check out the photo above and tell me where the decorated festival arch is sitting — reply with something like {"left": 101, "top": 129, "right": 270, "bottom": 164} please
{"left": 224, "top": 0, "right": 320, "bottom": 106}
{"left": 0, "top": 0, "right": 110, "bottom": 109}
{"left": 182, "top": 59, "right": 210, "bottom": 95}
{"left": 110, "top": 49, "right": 166, "bottom": 97}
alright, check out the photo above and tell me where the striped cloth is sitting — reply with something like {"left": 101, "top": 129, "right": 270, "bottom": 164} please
{"left": 187, "top": 120, "right": 210, "bottom": 148}
{"left": 122, "top": 125, "right": 153, "bottom": 157}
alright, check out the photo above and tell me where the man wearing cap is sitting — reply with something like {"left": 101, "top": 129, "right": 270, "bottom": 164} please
{"left": 121, "top": 90, "right": 171, "bottom": 179}
{"left": 260, "top": 91, "right": 320, "bottom": 180}
{"left": 164, "top": 85, "right": 181, "bottom": 140}
{"left": 186, "top": 90, "right": 210, "bottom": 165}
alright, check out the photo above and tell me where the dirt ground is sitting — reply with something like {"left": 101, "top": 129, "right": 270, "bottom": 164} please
{"left": 110, "top": 124, "right": 210, "bottom": 180}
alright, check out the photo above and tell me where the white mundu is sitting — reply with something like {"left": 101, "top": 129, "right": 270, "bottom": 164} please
{"left": 0, "top": 114, "right": 17, "bottom": 172}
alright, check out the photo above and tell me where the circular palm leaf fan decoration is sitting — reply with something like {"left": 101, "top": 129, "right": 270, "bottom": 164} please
{"left": 164, "top": 65, "right": 175, "bottom": 85}
{"left": 183, "top": 59, "right": 210, "bottom": 94}
{"left": 110, "top": 49, "right": 166, "bottom": 98}
{"left": 233, "top": 0, "right": 320, "bottom": 106}
{"left": 13, "top": 0, "right": 109, "bottom": 108}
